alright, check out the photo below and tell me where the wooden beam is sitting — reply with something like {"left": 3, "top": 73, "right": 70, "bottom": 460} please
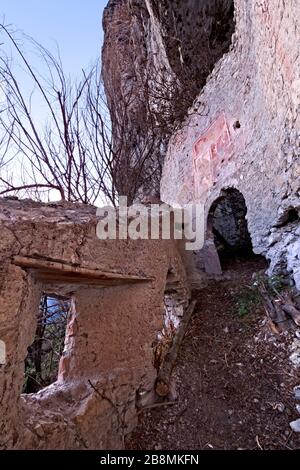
{"left": 13, "top": 256, "right": 153, "bottom": 286}
{"left": 155, "top": 300, "right": 197, "bottom": 397}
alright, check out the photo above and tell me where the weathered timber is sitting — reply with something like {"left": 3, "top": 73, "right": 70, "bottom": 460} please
{"left": 13, "top": 256, "right": 153, "bottom": 286}
{"left": 155, "top": 300, "right": 196, "bottom": 397}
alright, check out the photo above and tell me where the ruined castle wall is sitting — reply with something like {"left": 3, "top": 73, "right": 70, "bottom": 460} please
{"left": 0, "top": 199, "right": 189, "bottom": 449}
{"left": 161, "top": 0, "right": 300, "bottom": 287}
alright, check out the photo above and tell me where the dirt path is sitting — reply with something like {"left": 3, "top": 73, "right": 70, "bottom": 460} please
{"left": 127, "top": 258, "right": 300, "bottom": 450}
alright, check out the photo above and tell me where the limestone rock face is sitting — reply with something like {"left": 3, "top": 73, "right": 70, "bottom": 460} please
{"left": 148, "top": 0, "right": 234, "bottom": 93}
{"left": 103, "top": 0, "right": 299, "bottom": 288}
{"left": 160, "top": 1, "right": 300, "bottom": 288}
{"left": 102, "top": 0, "right": 234, "bottom": 199}
{"left": 102, "top": 0, "right": 167, "bottom": 200}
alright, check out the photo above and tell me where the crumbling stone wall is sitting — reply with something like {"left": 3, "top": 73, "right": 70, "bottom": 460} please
{"left": 161, "top": 0, "right": 300, "bottom": 288}
{"left": 0, "top": 199, "right": 189, "bottom": 449}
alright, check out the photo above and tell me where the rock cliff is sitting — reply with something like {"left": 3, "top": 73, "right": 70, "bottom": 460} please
{"left": 102, "top": 0, "right": 300, "bottom": 289}
{"left": 102, "top": 0, "right": 234, "bottom": 199}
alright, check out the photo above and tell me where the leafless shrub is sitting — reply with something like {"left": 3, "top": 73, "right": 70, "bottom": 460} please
{"left": 0, "top": 19, "right": 209, "bottom": 206}
{"left": 0, "top": 24, "right": 165, "bottom": 205}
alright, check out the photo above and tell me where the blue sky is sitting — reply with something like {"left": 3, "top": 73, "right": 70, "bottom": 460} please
{"left": 0, "top": 1, "right": 109, "bottom": 201}
{"left": 0, "top": 0, "right": 107, "bottom": 76}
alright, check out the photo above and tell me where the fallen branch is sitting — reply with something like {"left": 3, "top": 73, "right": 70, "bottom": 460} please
{"left": 260, "top": 282, "right": 300, "bottom": 327}
{"left": 256, "top": 435, "right": 264, "bottom": 450}
{"left": 278, "top": 291, "right": 300, "bottom": 326}
{"left": 155, "top": 300, "right": 196, "bottom": 397}
{"left": 281, "top": 304, "right": 300, "bottom": 326}
{"left": 137, "top": 401, "right": 177, "bottom": 416}
{"left": 258, "top": 283, "right": 290, "bottom": 331}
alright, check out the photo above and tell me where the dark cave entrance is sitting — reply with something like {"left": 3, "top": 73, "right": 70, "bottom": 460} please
{"left": 207, "top": 188, "right": 262, "bottom": 271}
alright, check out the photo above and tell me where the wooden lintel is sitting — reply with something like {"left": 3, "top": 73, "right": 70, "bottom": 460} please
{"left": 13, "top": 256, "right": 153, "bottom": 285}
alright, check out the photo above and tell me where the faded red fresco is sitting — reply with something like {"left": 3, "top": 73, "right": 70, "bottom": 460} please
{"left": 192, "top": 113, "right": 233, "bottom": 199}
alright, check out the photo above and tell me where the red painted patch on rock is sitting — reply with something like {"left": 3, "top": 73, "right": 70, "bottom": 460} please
{"left": 192, "top": 113, "right": 233, "bottom": 199}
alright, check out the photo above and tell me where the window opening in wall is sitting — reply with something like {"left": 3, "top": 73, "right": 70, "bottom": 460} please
{"left": 23, "top": 294, "right": 72, "bottom": 393}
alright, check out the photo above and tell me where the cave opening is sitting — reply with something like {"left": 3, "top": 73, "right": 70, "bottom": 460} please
{"left": 208, "top": 188, "right": 263, "bottom": 271}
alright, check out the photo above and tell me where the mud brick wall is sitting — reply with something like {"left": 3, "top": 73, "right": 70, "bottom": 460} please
{"left": 0, "top": 199, "right": 189, "bottom": 449}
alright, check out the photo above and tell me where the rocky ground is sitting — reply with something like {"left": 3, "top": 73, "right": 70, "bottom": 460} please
{"left": 127, "top": 257, "right": 300, "bottom": 450}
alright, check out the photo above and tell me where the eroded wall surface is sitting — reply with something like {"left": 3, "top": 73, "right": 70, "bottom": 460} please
{"left": 161, "top": 0, "right": 300, "bottom": 287}
{"left": 0, "top": 199, "right": 189, "bottom": 449}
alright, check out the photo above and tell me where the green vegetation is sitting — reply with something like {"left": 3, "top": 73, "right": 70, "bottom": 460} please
{"left": 233, "top": 286, "right": 261, "bottom": 317}
{"left": 233, "top": 274, "right": 287, "bottom": 318}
